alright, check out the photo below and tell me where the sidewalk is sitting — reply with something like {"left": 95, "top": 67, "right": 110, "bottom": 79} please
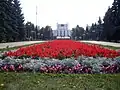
{"left": 0, "top": 40, "right": 120, "bottom": 49}
{"left": 0, "top": 41, "right": 45, "bottom": 49}
{"left": 81, "top": 41, "right": 120, "bottom": 47}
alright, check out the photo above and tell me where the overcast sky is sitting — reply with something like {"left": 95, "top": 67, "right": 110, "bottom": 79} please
{"left": 20, "top": 0, "right": 113, "bottom": 29}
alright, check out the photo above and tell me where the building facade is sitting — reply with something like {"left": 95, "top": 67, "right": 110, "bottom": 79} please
{"left": 53, "top": 23, "right": 71, "bottom": 39}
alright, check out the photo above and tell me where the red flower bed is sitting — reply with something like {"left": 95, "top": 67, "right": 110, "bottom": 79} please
{"left": 5, "top": 40, "right": 120, "bottom": 59}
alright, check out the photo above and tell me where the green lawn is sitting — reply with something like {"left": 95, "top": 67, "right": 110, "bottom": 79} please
{"left": 84, "top": 42, "right": 120, "bottom": 50}
{"left": 0, "top": 72, "right": 120, "bottom": 90}
{"left": 100, "top": 45, "right": 120, "bottom": 50}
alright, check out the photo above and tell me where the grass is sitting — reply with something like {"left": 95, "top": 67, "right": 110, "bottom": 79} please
{"left": 83, "top": 42, "right": 120, "bottom": 50}
{"left": 0, "top": 46, "right": 19, "bottom": 52}
{"left": 0, "top": 72, "right": 120, "bottom": 90}
{"left": 100, "top": 45, "right": 120, "bottom": 50}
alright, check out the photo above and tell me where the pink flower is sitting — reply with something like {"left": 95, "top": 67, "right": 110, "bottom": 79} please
{"left": 10, "top": 65, "right": 15, "bottom": 71}
{"left": 2, "top": 65, "right": 8, "bottom": 71}
{"left": 18, "top": 64, "right": 23, "bottom": 70}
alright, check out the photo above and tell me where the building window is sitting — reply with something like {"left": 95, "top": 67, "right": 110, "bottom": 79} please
{"left": 61, "top": 24, "right": 64, "bottom": 27}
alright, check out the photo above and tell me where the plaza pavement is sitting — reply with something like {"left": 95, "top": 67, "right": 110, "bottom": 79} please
{"left": 0, "top": 40, "right": 120, "bottom": 49}
{"left": 81, "top": 41, "right": 120, "bottom": 47}
{"left": 0, "top": 41, "right": 46, "bottom": 49}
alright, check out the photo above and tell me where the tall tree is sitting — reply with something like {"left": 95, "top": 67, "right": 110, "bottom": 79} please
{"left": 85, "top": 17, "right": 103, "bottom": 41}
{"left": 103, "top": 7, "right": 113, "bottom": 41}
{"left": 103, "top": 0, "right": 120, "bottom": 41}
{"left": 25, "top": 22, "right": 35, "bottom": 40}
{"left": 0, "top": 0, "right": 7, "bottom": 42}
{"left": 0, "top": 0, "right": 16, "bottom": 42}
{"left": 97, "top": 17, "right": 104, "bottom": 40}
{"left": 84, "top": 25, "right": 89, "bottom": 40}
{"left": 43, "top": 26, "right": 53, "bottom": 40}
{"left": 39, "top": 27, "right": 44, "bottom": 40}
{"left": 71, "top": 28, "right": 76, "bottom": 40}
{"left": 13, "top": 0, "right": 25, "bottom": 41}
{"left": 71, "top": 25, "right": 85, "bottom": 40}
{"left": 0, "top": 0, "right": 25, "bottom": 42}
{"left": 98, "top": 17, "right": 102, "bottom": 25}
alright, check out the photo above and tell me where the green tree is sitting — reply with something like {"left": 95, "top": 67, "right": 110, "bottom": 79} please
{"left": 71, "top": 28, "right": 76, "bottom": 40}
{"left": 25, "top": 22, "right": 35, "bottom": 40}
{"left": 13, "top": 0, "right": 25, "bottom": 41}
{"left": 71, "top": 25, "right": 85, "bottom": 40}
{"left": 0, "top": 0, "right": 7, "bottom": 42}
{"left": 0, "top": 0, "right": 25, "bottom": 42}
{"left": 98, "top": 17, "right": 102, "bottom": 25}
{"left": 103, "top": 0, "right": 120, "bottom": 41}
{"left": 43, "top": 26, "right": 53, "bottom": 40}
{"left": 85, "top": 17, "right": 103, "bottom": 41}
{"left": 0, "top": 0, "right": 16, "bottom": 42}
{"left": 39, "top": 27, "right": 44, "bottom": 40}
{"left": 84, "top": 25, "right": 89, "bottom": 40}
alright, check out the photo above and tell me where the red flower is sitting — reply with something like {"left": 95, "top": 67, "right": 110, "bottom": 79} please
{"left": 5, "top": 40, "right": 120, "bottom": 59}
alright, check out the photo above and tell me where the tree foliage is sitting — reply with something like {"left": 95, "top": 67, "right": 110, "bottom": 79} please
{"left": 0, "top": 0, "right": 25, "bottom": 42}
{"left": 71, "top": 25, "right": 85, "bottom": 40}
{"left": 25, "top": 22, "right": 53, "bottom": 40}
{"left": 39, "top": 26, "right": 53, "bottom": 40}
{"left": 103, "top": 0, "right": 120, "bottom": 41}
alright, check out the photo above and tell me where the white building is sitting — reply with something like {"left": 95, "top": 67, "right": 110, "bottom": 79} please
{"left": 53, "top": 23, "right": 71, "bottom": 39}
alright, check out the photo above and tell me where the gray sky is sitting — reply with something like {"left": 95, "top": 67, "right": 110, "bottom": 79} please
{"left": 20, "top": 0, "right": 113, "bottom": 29}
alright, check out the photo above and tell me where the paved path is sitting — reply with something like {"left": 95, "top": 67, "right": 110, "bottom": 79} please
{"left": 81, "top": 41, "right": 120, "bottom": 47}
{"left": 0, "top": 41, "right": 45, "bottom": 49}
{"left": 0, "top": 40, "right": 120, "bottom": 49}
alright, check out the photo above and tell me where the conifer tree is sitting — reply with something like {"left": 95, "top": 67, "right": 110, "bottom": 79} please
{"left": 0, "top": 0, "right": 25, "bottom": 42}
{"left": 103, "top": 0, "right": 120, "bottom": 41}
{"left": 13, "top": 0, "right": 25, "bottom": 41}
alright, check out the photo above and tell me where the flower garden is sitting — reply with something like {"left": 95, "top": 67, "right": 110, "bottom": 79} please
{"left": 0, "top": 40, "right": 120, "bottom": 74}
